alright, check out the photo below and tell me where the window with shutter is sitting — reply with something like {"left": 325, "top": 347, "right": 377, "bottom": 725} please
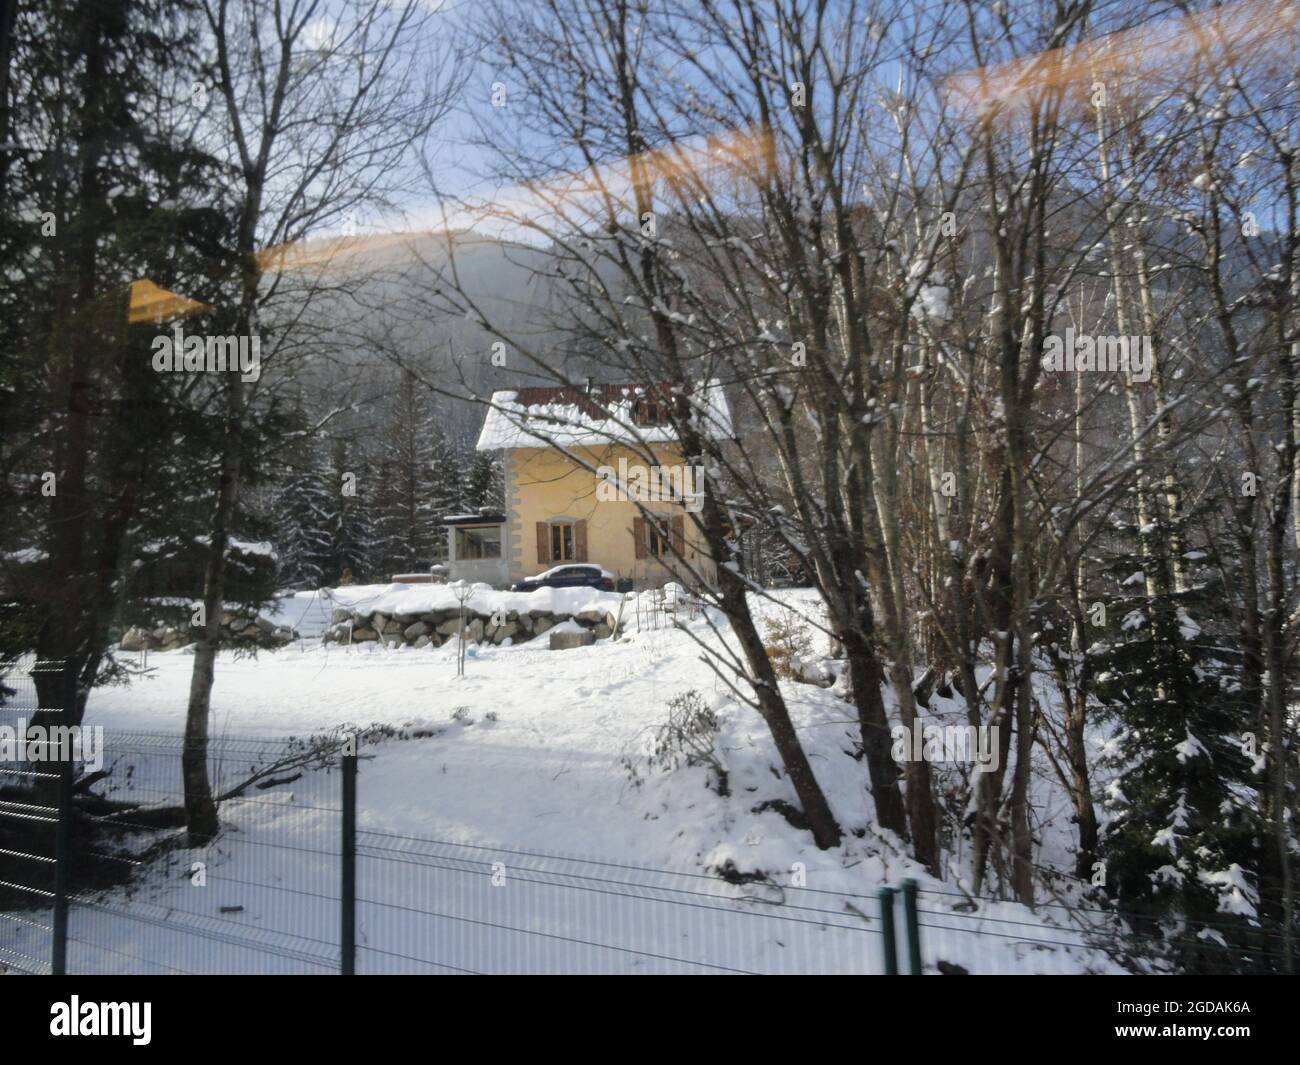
{"left": 574, "top": 519, "right": 588, "bottom": 561}
{"left": 549, "top": 522, "right": 576, "bottom": 561}
{"left": 644, "top": 516, "right": 670, "bottom": 557}
{"left": 632, "top": 397, "right": 669, "bottom": 426}
{"left": 633, "top": 517, "right": 647, "bottom": 559}
{"left": 536, "top": 521, "right": 549, "bottom": 564}
{"left": 671, "top": 515, "right": 685, "bottom": 555}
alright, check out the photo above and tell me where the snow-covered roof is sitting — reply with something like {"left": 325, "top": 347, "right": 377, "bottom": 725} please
{"left": 442, "top": 511, "right": 506, "bottom": 526}
{"left": 476, "top": 380, "right": 733, "bottom": 451}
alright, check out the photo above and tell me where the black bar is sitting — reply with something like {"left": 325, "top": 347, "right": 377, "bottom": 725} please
{"left": 51, "top": 656, "right": 76, "bottom": 976}
{"left": 341, "top": 751, "right": 357, "bottom": 975}
{"left": 901, "top": 878, "right": 922, "bottom": 975}
{"left": 0, "top": 974, "right": 1287, "bottom": 1049}
{"left": 879, "top": 887, "right": 897, "bottom": 975}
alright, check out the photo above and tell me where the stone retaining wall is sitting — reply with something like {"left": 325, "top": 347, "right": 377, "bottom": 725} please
{"left": 120, "top": 610, "right": 297, "bottom": 652}
{"left": 322, "top": 604, "right": 618, "bottom": 648}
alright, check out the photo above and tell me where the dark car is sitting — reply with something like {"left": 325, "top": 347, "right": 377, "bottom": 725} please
{"left": 511, "top": 564, "right": 616, "bottom": 593}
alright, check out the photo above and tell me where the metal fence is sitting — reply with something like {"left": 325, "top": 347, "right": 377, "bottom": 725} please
{"left": 1, "top": 658, "right": 911, "bottom": 975}
{"left": 351, "top": 824, "right": 913, "bottom": 974}
{"left": 0, "top": 658, "right": 69, "bottom": 975}
{"left": 4, "top": 656, "right": 1293, "bottom": 975}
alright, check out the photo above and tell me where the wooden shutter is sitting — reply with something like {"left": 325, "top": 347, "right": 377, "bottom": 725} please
{"left": 536, "top": 521, "right": 549, "bottom": 564}
{"left": 633, "top": 517, "right": 647, "bottom": 560}
{"left": 574, "top": 519, "right": 588, "bottom": 562}
{"left": 671, "top": 515, "right": 685, "bottom": 555}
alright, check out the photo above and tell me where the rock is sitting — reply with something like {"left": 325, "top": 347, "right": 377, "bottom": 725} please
{"left": 438, "top": 616, "right": 485, "bottom": 642}
{"left": 550, "top": 629, "right": 595, "bottom": 651}
{"left": 120, "top": 627, "right": 150, "bottom": 652}
{"left": 372, "top": 613, "right": 388, "bottom": 633}
{"left": 352, "top": 627, "right": 378, "bottom": 641}
{"left": 382, "top": 619, "right": 403, "bottom": 635}
{"left": 332, "top": 608, "right": 351, "bottom": 624}
{"left": 384, "top": 635, "right": 403, "bottom": 649}
{"left": 533, "top": 616, "right": 554, "bottom": 635}
{"left": 575, "top": 607, "right": 609, "bottom": 625}
{"left": 593, "top": 623, "right": 612, "bottom": 639}
{"left": 255, "top": 616, "right": 276, "bottom": 633}
{"left": 404, "top": 621, "right": 429, "bottom": 639}
{"left": 492, "top": 622, "right": 519, "bottom": 645}
{"left": 413, "top": 634, "right": 431, "bottom": 649}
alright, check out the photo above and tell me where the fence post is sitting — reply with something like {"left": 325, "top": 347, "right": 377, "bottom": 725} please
{"left": 341, "top": 748, "right": 357, "bottom": 975}
{"left": 879, "top": 886, "right": 898, "bottom": 975}
{"left": 901, "top": 878, "right": 922, "bottom": 975}
{"left": 51, "top": 656, "right": 76, "bottom": 976}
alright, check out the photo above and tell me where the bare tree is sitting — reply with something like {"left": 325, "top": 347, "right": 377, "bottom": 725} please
{"left": 180, "top": 0, "right": 454, "bottom": 841}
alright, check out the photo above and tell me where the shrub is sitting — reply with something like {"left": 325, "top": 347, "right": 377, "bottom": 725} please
{"left": 626, "top": 689, "right": 728, "bottom": 796}
{"left": 761, "top": 608, "right": 815, "bottom": 682}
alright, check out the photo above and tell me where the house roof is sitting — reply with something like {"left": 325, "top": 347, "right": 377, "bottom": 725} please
{"left": 441, "top": 511, "right": 506, "bottom": 526}
{"left": 476, "top": 380, "right": 733, "bottom": 451}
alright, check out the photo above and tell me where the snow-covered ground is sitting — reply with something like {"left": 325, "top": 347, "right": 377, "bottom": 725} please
{"left": 5, "top": 589, "right": 1125, "bottom": 974}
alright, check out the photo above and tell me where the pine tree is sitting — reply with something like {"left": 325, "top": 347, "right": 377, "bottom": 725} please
{"left": 321, "top": 438, "right": 371, "bottom": 585}
{"left": 0, "top": 0, "right": 241, "bottom": 689}
{"left": 272, "top": 442, "right": 335, "bottom": 590}
{"left": 426, "top": 425, "right": 462, "bottom": 563}
{"left": 463, "top": 445, "right": 504, "bottom": 512}
{"left": 1093, "top": 503, "right": 1263, "bottom": 971}
{"left": 369, "top": 371, "right": 450, "bottom": 577}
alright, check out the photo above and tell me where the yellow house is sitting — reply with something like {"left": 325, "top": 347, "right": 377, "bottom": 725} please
{"left": 467, "top": 381, "right": 733, "bottom": 590}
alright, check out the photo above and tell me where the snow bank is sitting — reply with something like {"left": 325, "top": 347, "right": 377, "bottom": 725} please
{"left": 79, "top": 585, "right": 1123, "bottom": 975}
